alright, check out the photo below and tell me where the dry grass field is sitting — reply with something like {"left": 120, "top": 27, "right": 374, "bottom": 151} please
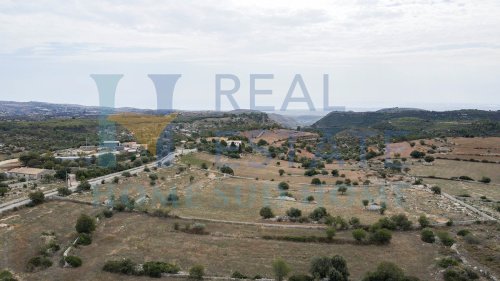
{"left": 409, "top": 159, "right": 500, "bottom": 184}
{"left": 1, "top": 202, "right": 445, "bottom": 280}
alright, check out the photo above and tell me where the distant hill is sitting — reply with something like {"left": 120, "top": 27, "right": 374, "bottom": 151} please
{"left": 311, "top": 109, "right": 500, "bottom": 140}
{"left": 376, "top": 107, "right": 427, "bottom": 113}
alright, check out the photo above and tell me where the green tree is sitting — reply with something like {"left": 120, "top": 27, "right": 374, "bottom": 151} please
{"left": 311, "top": 178, "right": 321, "bottom": 185}
{"left": 338, "top": 186, "right": 347, "bottom": 195}
{"left": 189, "top": 265, "right": 204, "bottom": 280}
{"left": 259, "top": 206, "right": 274, "bottom": 219}
{"left": 362, "top": 262, "right": 418, "bottom": 281}
{"left": 418, "top": 215, "right": 430, "bottom": 228}
{"left": 421, "top": 229, "right": 435, "bottom": 243}
{"left": 75, "top": 214, "right": 96, "bottom": 234}
{"left": 278, "top": 181, "right": 290, "bottom": 190}
{"left": 272, "top": 258, "right": 291, "bottom": 281}
{"left": 279, "top": 169, "right": 285, "bottom": 176}
{"left": 326, "top": 227, "right": 336, "bottom": 240}
{"left": 29, "top": 191, "right": 45, "bottom": 205}
{"left": 352, "top": 229, "right": 367, "bottom": 242}
{"left": 286, "top": 208, "right": 302, "bottom": 218}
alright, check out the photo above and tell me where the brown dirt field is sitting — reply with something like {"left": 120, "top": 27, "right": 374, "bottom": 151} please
{"left": 240, "top": 129, "right": 319, "bottom": 145}
{"left": 408, "top": 159, "right": 500, "bottom": 184}
{"left": 46, "top": 211, "right": 440, "bottom": 280}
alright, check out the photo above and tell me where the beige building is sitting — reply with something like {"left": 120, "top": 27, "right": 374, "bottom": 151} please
{"left": 8, "top": 167, "right": 55, "bottom": 180}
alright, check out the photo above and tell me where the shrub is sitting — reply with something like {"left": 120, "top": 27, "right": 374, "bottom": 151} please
{"left": 75, "top": 214, "right": 96, "bottom": 234}
{"left": 77, "top": 181, "right": 91, "bottom": 191}
{"left": 418, "top": 215, "right": 430, "bottom": 228}
{"left": 122, "top": 171, "right": 131, "bottom": 177}
{"left": 0, "top": 186, "right": 8, "bottom": 197}
{"left": 410, "top": 150, "right": 425, "bottom": 159}
{"left": 103, "top": 259, "right": 137, "bottom": 275}
{"left": 189, "top": 265, "right": 204, "bottom": 280}
{"left": 289, "top": 274, "right": 314, "bottom": 281}
{"left": 444, "top": 268, "right": 479, "bottom": 281}
{"left": 220, "top": 165, "right": 234, "bottom": 175}
{"left": 149, "top": 174, "right": 158, "bottom": 181}
{"left": 76, "top": 233, "right": 92, "bottom": 245}
{"left": 337, "top": 186, "right": 347, "bottom": 195}
{"left": 304, "top": 169, "right": 318, "bottom": 177}
{"left": 446, "top": 219, "right": 454, "bottom": 226}
{"left": 437, "top": 231, "right": 455, "bottom": 247}
{"left": 65, "top": 256, "right": 82, "bottom": 268}
{"left": 311, "top": 178, "right": 321, "bottom": 185}
{"left": 309, "top": 255, "right": 349, "bottom": 281}
{"left": 421, "top": 229, "right": 435, "bottom": 243}
{"left": 306, "top": 195, "right": 315, "bottom": 202}
{"left": 464, "top": 233, "right": 481, "bottom": 245}
{"left": 112, "top": 177, "right": 119, "bottom": 184}
{"left": 0, "top": 270, "right": 16, "bottom": 281}
{"left": 352, "top": 229, "right": 367, "bottom": 241}
{"left": 349, "top": 217, "right": 361, "bottom": 228}
{"left": 457, "top": 229, "right": 470, "bottom": 237}
{"left": 362, "top": 199, "right": 369, "bottom": 207}
{"left": 103, "top": 210, "right": 113, "bottom": 218}
{"left": 29, "top": 191, "right": 45, "bottom": 205}
{"left": 479, "top": 177, "right": 491, "bottom": 183}
{"left": 278, "top": 182, "right": 289, "bottom": 190}
{"left": 286, "top": 208, "right": 302, "bottom": 218}
{"left": 370, "top": 229, "right": 392, "bottom": 245}
{"left": 424, "top": 156, "right": 435, "bottom": 163}
{"left": 431, "top": 186, "right": 441, "bottom": 195}
{"left": 391, "top": 214, "right": 413, "bottom": 230}
{"left": 437, "top": 257, "right": 460, "bottom": 268}
{"left": 331, "top": 169, "right": 339, "bottom": 176}
{"left": 272, "top": 258, "right": 291, "bottom": 281}
{"left": 326, "top": 227, "right": 336, "bottom": 240}
{"left": 57, "top": 187, "right": 72, "bottom": 197}
{"left": 458, "top": 175, "right": 474, "bottom": 181}
{"left": 309, "top": 207, "right": 328, "bottom": 221}
{"left": 143, "top": 261, "right": 180, "bottom": 277}
{"left": 231, "top": 271, "right": 248, "bottom": 279}
{"left": 362, "top": 262, "right": 417, "bottom": 281}
{"left": 279, "top": 169, "right": 285, "bottom": 176}
{"left": 144, "top": 167, "right": 151, "bottom": 172}
{"left": 27, "top": 256, "right": 53, "bottom": 271}
{"left": 259, "top": 206, "right": 274, "bottom": 219}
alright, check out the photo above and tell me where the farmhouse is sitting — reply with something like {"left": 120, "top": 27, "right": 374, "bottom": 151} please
{"left": 7, "top": 167, "right": 55, "bottom": 180}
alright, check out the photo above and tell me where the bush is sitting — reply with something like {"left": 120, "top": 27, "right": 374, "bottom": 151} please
{"left": 29, "top": 191, "right": 45, "bottom": 205}
{"left": 331, "top": 169, "right": 339, "bottom": 176}
{"left": 437, "top": 231, "right": 455, "bottom": 247}
{"left": 306, "top": 195, "right": 315, "bottom": 202}
{"left": 75, "top": 214, "right": 96, "bottom": 234}
{"left": 57, "top": 187, "right": 72, "bottom": 197}
{"left": 437, "top": 257, "right": 460, "bottom": 268}
{"left": 77, "top": 181, "right": 91, "bottom": 191}
{"left": 143, "top": 261, "right": 180, "bottom": 277}
{"left": 122, "top": 172, "right": 132, "bottom": 177}
{"left": 278, "top": 169, "right": 285, "bottom": 176}
{"left": 189, "top": 265, "right": 204, "bottom": 280}
{"left": 337, "top": 186, "right": 347, "bottom": 195}
{"left": 421, "top": 229, "right": 435, "bottom": 243}
{"left": 0, "top": 270, "right": 16, "bottom": 281}
{"left": 149, "top": 174, "right": 158, "bottom": 181}
{"left": 0, "top": 186, "right": 8, "bottom": 197}
{"left": 424, "top": 156, "right": 435, "bottom": 163}
{"left": 458, "top": 175, "right": 474, "bottom": 181}
{"left": 272, "top": 258, "right": 291, "bottom": 281}
{"left": 362, "top": 262, "right": 418, "bottom": 281}
{"left": 76, "top": 233, "right": 92, "bottom": 246}
{"left": 65, "top": 256, "right": 82, "bottom": 268}
{"left": 289, "top": 274, "right": 314, "bottom": 281}
{"left": 260, "top": 206, "right": 274, "bottom": 219}
{"left": 278, "top": 182, "right": 289, "bottom": 190}
{"left": 309, "top": 207, "right": 328, "bottom": 221}
{"left": 349, "top": 217, "right": 361, "bottom": 228}
{"left": 27, "top": 256, "right": 53, "bottom": 271}
{"left": 456, "top": 229, "right": 470, "bottom": 237}
{"left": 310, "top": 255, "right": 349, "bottom": 281}
{"left": 464, "top": 233, "right": 481, "bottom": 245}
{"left": 112, "top": 177, "right": 119, "bottom": 184}
{"left": 362, "top": 199, "right": 369, "bottom": 207}
{"left": 231, "top": 271, "right": 248, "bottom": 279}
{"left": 103, "top": 210, "right": 113, "bottom": 218}
{"left": 418, "top": 215, "right": 430, "bottom": 228}
{"left": 311, "top": 178, "right": 321, "bottom": 185}
{"left": 391, "top": 214, "right": 413, "bottom": 230}
{"left": 444, "top": 268, "right": 479, "bottom": 281}
{"left": 286, "top": 208, "right": 302, "bottom": 218}
{"left": 326, "top": 227, "right": 336, "bottom": 240}
{"left": 431, "top": 186, "right": 441, "bottom": 195}
{"left": 410, "top": 150, "right": 425, "bottom": 159}
{"left": 352, "top": 229, "right": 367, "bottom": 241}
{"left": 220, "top": 165, "right": 234, "bottom": 175}
{"left": 479, "top": 177, "right": 491, "bottom": 183}
{"left": 370, "top": 229, "right": 392, "bottom": 245}
{"left": 103, "top": 259, "right": 137, "bottom": 275}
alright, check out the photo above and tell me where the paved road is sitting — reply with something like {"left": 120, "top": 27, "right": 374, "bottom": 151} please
{"left": 0, "top": 151, "right": 183, "bottom": 214}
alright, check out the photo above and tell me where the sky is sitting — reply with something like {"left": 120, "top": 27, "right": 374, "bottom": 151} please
{"left": 0, "top": 0, "right": 499, "bottom": 112}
